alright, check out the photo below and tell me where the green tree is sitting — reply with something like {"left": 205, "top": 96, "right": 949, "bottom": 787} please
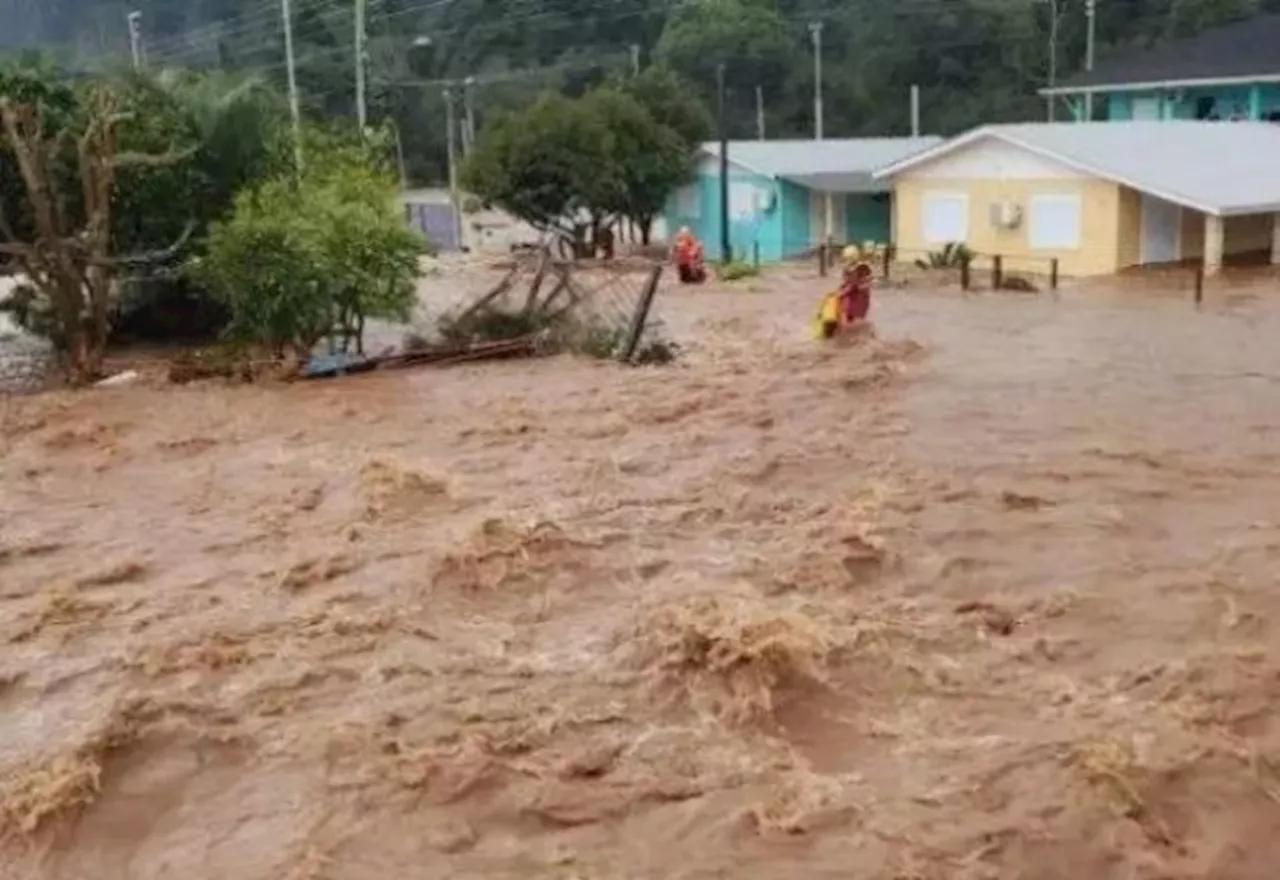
{"left": 0, "top": 64, "right": 192, "bottom": 382}
{"left": 461, "top": 93, "right": 611, "bottom": 250}
{"left": 193, "top": 135, "right": 423, "bottom": 359}
{"left": 581, "top": 86, "right": 692, "bottom": 244}
{"left": 619, "top": 63, "right": 713, "bottom": 148}
{"left": 654, "top": 0, "right": 792, "bottom": 135}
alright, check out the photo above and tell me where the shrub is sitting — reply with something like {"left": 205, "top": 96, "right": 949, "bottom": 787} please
{"left": 914, "top": 242, "right": 974, "bottom": 270}
{"left": 717, "top": 260, "right": 759, "bottom": 282}
{"left": 193, "top": 151, "right": 424, "bottom": 359}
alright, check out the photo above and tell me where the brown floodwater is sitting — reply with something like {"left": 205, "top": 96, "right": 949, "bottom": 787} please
{"left": 2, "top": 271, "right": 1280, "bottom": 879}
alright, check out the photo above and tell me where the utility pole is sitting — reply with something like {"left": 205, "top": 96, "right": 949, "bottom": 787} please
{"left": 809, "top": 21, "right": 832, "bottom": 250}
{"left": 1045, "top": 0, "right": 1061, "bottom": 121}
{"left": 281, "top": 0, "right": 303, "bottom": 171}
{"left": 808, "top": 21, "right": 824, "bottom": 139}
{"left": 1085, "top": 0, "right": 1097, "bottom": 120}
{"left": 716, "top": 63, "right": 730, "bottom": 264}
{"left": 910, "top": 84, "right": 920, "bottom": 136}
{"left": 462, "top": 76, "right": 476, "bottom": 155}
{"left": 630, "top": 43, "right": 641, "bottom": 76}
{"left": 355, "top": 0, "right": 367, "bottom": 131}
{"left": 756, "top": 85, "right": 765, "bottom": 140}
{"left": 444, "top": 86, "right": 464, "bottom": 251}
{"left": 126, "top": 10, "right": 143, "bottom": 69}
{"left": 390, "top": 120, "right": 408, "bottom": 189}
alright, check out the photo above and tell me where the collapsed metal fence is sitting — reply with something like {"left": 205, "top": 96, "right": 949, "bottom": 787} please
{"left": 441, "top": 246, "right": 667, "bottom": 363}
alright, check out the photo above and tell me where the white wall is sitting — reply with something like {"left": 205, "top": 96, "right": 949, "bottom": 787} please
{"left": 899, "top": 137, "right": 1088, "bottom": 181}
{"left": 808, "top": 190, "right": 846, "bottom": 245}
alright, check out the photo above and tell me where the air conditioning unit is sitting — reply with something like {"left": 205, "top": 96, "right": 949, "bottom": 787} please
{"left": 753, "top": 189, "right": 777, "bottom": 214}
{"left": 989, "top": 200, "right": 1023, "bottom": 229}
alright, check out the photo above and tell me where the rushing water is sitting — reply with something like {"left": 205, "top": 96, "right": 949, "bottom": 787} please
{"left": 2, "top": 275, "right": 1280, "bottom": 879}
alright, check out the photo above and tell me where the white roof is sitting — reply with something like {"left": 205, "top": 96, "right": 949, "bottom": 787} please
{"left": 702, "top": 137, "right": 942, "bottom": 193}
{"left": 873, "top": 122, "right": 1280, "bottom": 216}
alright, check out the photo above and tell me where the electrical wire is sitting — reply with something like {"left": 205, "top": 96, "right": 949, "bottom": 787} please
{"left": 145, "top": 0, "right": 1077, "bottom": 70}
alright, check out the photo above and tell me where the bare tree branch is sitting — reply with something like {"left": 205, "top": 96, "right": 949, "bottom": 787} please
{"left": 92, "top": 219, "right": 196, "bottom": 267}
{"left": 113, "top": 145, "right": 196, "bottom": 168}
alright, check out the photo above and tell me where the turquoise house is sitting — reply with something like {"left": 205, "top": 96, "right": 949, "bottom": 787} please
{"left": 1043, "top": 14, "right": 1280, "bottom": 123}
{"left": 662, "top": 137, "right": 940, "bottom": 263}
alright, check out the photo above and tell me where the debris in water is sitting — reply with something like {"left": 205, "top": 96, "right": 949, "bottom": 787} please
{"left": 630, "top": 591, "right": 839, "bottom": 723}
{"left": 360, "top": 458, "right": 452, "bottom": 521}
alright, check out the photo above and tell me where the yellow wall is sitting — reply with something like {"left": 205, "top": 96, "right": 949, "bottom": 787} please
{"left": 1174, "top": 208, "right": 1266, "bottom": 261}
{"left": 892, "top": 177, "right": 1124, "bottom": 276}
{"left": 1225, "top": 213, "right": 1273, "bottom": 256}
{"left": 1117, "top": 187, "right": 1142, "bottom": 268}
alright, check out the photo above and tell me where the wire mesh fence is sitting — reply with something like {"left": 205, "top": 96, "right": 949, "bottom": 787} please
{"left": 435, "top": 248, "right": 669, "bottom": 363}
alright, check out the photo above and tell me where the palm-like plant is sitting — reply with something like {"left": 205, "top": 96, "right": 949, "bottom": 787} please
{"left": 915, "top": 241, "right": 974, "bottom": 270}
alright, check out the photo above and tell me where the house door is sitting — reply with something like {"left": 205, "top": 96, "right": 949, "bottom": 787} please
{"left": 1140, "top": 195, "right": 1181, "bottom": 265}
{"left": 1132, "top": 97, "right": 1161, "bottom": 120}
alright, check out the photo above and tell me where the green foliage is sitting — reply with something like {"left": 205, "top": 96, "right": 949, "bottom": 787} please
{"left": 461, "top": 93, "right": 606, "bottom": 236}
{"left": 655, "top": 0, "right": 792, "bottom": 93}
{"left": 439, "top": 307, "right": 553, "bottom": 345}
{"left": 463, "top": 84, "right": 697, "bottom": 246}
{"left": 717, "top": 259, "right": 760, "bottom": 281}
{"left": 579, "top": 86, "right": 692, "bottom": 241}
{"left": 13, "top": 0, "right": 1275, "bottom": 182}
{"left": 193, "top": 139, "right": 424, "bottom": 358}
{"left": 0, "top": 58, "right": 81, "bottom": 249}
{"left": 618, "top": 64, "right": 714, "bottom": 148}
{"left": 915, "top": 242, "right": 975, "bottom": 270}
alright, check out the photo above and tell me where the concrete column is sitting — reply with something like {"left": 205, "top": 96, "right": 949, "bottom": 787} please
{"left": 1204, "top": 213, "right": 1225, "bottom": 276}
{"left": 1271, "top": 212, "right": 1280, "bottom": 265}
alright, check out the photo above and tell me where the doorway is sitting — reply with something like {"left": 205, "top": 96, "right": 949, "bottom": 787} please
{"left": 1140, "top": 194, "right": 1182, "bottom": 265}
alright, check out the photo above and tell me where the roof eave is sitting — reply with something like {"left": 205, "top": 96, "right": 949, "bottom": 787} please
{"left": 1219, "top": 202, "right": 1280, "bottom": 217}
{"left": 870, "top": 127, "right": 1237, "bottom": 217}
{"left": 695, "top": 146, "right": 776, "bottom": 179}
{"left": 1042, "top": 71, "right": 1280, "bottom": 96}
{"left": 871, "top": 127, "right": 995, "bottom": 179}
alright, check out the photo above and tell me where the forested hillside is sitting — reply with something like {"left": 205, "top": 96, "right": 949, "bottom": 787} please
{"left": 3, "top": 0, "right": 1277, "bottom": 183}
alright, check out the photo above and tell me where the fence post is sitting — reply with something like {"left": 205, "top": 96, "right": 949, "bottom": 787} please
{"left": 753, "top": 240, "right": 760, "bottom": 267}
{"left": 620, "top": 263, "right": 664, "bottom": 363}
{"left": 882, "top": 243, "right": 893, "bottom": 280}
{"left": 992, "top": 254, "right": 1003, "bottom": 291}
{"left": 1050, "top": 257, "right": 1059, "bottom": 291}
{"left": 818, "top": 241, "right": 828, "bottom": 277}
{"left": 1194, "top": 262, "right": 1205, "bottom": 305}
{"left": 960, "top": 255, "right": 971, "bottom": 291}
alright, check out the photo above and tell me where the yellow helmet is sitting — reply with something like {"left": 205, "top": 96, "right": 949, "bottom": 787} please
{"left": 841, "top": 245, "right": 860, "bottom": 264}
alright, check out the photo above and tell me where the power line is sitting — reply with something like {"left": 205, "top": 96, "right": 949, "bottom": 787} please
{"left": 148, "top": 0, "right": 1100, "bottom": 72}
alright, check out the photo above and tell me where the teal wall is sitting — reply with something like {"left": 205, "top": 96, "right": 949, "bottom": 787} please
{"left": 779, "top": 180, "right": 810, "bottom": 259}
{"left": 1104, "top": 84, "right": 1280, "bottom": 121}
{"left": 845, "top": 195, "right": 892, "bottom": 245}
{"left": 662, "top": 163, "right": 895, "bottom": 263}
{"left": 664, "top": 164, "right": 784, "bottom": 263}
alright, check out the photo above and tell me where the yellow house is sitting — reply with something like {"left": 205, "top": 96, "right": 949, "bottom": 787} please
{"left": 873, "top": 121, "right": 1280, "bottom": 277}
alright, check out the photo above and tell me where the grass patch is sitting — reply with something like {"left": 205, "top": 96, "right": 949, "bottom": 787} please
{"left": 717, "top": 260, "right": 760, "bottom": 282}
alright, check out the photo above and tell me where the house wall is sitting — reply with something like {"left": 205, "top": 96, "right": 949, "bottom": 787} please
{"left": 662, "top": 156, "right": 785, "bottom": 262}
{"left": 1105, "top": 84, "right": 1280, "bottom": 121}
{"left": 778, "top": 180, "right": 812, "bottom": 258}
{"left": 1117, "top": 186, "right": 1142, "bottom": 268}
{"left": 808, "top": 190, "right": 846, "bottom": 246}
{"left": 1135, "top": 201, "right": 1270, "bottom": 264}
{"left": 1224, "top": 213, "right": 1274, "bottom": 255}
{"left": 890, "top": 137, "right": 1123, "bottom": 276}
{"left": 845, "top": 195, "right": 893, "bottom": 245}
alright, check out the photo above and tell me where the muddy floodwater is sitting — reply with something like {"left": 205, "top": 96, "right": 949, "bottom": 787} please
{"left": 3, "top": 272, "right": 1280, "bottom": 879}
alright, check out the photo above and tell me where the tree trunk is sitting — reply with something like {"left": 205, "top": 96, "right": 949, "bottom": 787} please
{"left": 637, "top": 214, "right": 654, "bottom": 247}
